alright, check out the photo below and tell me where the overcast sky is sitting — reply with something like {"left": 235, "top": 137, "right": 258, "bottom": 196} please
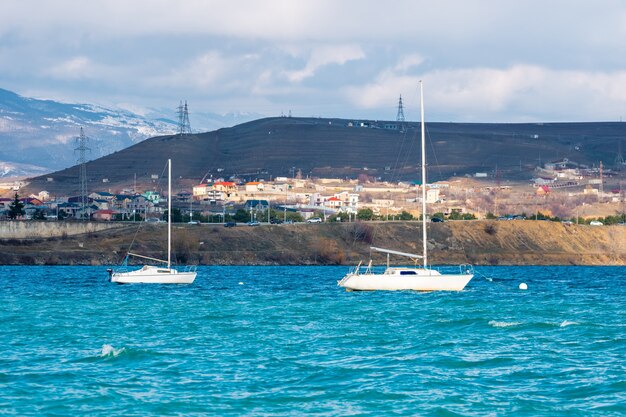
{"left": 2, "top": 0, "right": 626, "bottom": 123}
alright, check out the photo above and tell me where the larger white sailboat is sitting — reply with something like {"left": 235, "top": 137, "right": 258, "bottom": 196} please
{"left": 107, "top": 159, "right": 197, "bottom": 284}
{"left": 338, "top": 81, "right": 474, "bottom": 291}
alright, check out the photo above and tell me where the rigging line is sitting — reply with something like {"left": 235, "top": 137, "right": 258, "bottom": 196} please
{"left": 123, "top": 159, "right": 170, "bottom": 260}
{"left": 390, "top": 127, "right": 410, "bottom": 183}
{"left": 391, "top": 122, "right": 417, "bottom": 183}
{"left": 390, "top": 88, "right": 420, "bottom": 183}
{"left": 425, "top": 125, "right": 445, "bottom": 181}
{"left": 398, "top": 127, "right": 420, "bottom": 183}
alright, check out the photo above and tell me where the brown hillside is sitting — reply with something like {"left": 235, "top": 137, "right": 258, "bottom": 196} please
{"left": 0, "top": 221, "right": 624, "bottom": 266}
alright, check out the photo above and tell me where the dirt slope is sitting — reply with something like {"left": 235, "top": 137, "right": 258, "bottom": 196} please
{"left": 0, "top": 221, "right": 624, "bottom": 266}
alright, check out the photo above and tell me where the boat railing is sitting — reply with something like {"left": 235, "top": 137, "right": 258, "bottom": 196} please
{"left": 460, "top": 264, "right": 474, "bottom": 275}
{"left": 181, "top": 265, "right": 197, "bottom": 273}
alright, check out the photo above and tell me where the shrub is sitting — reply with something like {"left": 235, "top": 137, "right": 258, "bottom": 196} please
{"left": 348, "top": 222, "right": 374, "bottom": 244}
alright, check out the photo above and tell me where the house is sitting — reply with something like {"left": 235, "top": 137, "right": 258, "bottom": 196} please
{"left": 245, "top": 199, "right": 269, "bottom": 210}
{"left": 544, "top": 158, "right": 578, "bottom": 170}
{"left": 93, "top": 209, "right": 116, "bottom": 221}
{"left": 22, "top": 197, "right": 44, "bottom": 206}
{"left": 68, "top": 196, "right": 93, "bottom": 205}
{"left": 91, "top": 199, "right": 112, "bottom": 210}
{"left": 57, "top": 202, "right": 81, "bottom": 217}
{"left": 31, "top": 190, "right": 50, "bottom": 201}
{"left": 533, "top": 177, "right": 555, "bottom": 186}
{"left": 142, "top": 191, "right": 160, "bottom": 203}
{"left": 204, "top": 190, "right": 225, "bottom": 203}
{"left": 244, "top": 181, "right": 265, "bottom": 192}
{"left": 0, "top": 198, "right": 11, "bottom": 210}
{"left": 176, "top": 192, "right": 192, "bottom": 202}
{"left": 126, "top": 195, "right": 152, "bottom": 212}
{"left": 426, "top": 188, "right": 440, "bottom": 204}
{"left": 536, "top": 185, "right": 551, "bottom": 196}
{"left": 193, "top": 184, "right": 210, "bottom": 200}
{"left": 325, "top": 196, "right": 342, "bottom": 209}
{"left": 213, "top": 181, "right": 238, "bottom": 197}
{"left": 89, "top": 191, "right": 115, "bottom": 201}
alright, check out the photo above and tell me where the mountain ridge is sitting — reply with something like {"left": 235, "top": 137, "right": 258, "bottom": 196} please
{"left": 0, "top": 88, "right": 261, "bottom": 177}
{"left": 21, "top": 116, "right": 626, "bottom": 195}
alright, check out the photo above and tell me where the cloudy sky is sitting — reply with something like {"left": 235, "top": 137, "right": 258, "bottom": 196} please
{"left": 2, "top": 0, "right": 626, "bottom": 123}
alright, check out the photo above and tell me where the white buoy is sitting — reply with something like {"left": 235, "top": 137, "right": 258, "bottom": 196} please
{"left": 519, "top": 282, "right": 528, "bottom": 290}
{"left": 238, "top": 282, "right": 244, "bottom": 285}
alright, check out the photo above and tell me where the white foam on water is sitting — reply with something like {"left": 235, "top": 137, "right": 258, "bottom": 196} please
{"left": 559, "top": 320, "right": 578, "bottom": 327}
{"left": 100, "top": 344, "right": 125, "bottom": 357}
{"left": 488, "top": 320, "right": 522, "bottom": 328}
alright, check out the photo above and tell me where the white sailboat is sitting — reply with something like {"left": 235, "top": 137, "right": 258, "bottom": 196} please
{"left": 107, "top": 159, "right": 197, "bottom": 284}
{"left": 338, "top": 81, "right": 474, "bottom": 291}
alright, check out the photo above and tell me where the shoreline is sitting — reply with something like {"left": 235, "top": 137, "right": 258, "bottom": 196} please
{"left": 0, "top": 220, "right": 624, "bottom": 266}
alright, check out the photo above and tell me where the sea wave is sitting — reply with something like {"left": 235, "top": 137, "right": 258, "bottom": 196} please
{"left": 559, "top": 320, "right": 578, "bottom": 327}
{"left": 100, "top": 344, "right": 126, "bottom": 358}
{"left": 488, "top": 320, "right": 522, "bottom": 328}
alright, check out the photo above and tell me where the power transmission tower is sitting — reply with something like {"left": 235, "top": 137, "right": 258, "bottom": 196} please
{"left": 396, "top": 95, "right": 406, "bottom": 133}
{"left": 396, "top": 95, "right": 405, "bottom": 122}
{"left": 177, "top": 100, "right": 192, "bottom": 135}
{"left": 74, "top": 127, "right": 90, "bottom": 220}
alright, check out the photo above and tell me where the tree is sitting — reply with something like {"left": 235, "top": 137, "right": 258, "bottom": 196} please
{"left": 8, "top": 193, "right": 25, "bottom": 220}
{"left": 232, "top": 209, "right": 249, "bottom": 222}
{"left": 32, "top": 208, "right": 46, "bottom": 221}
{"left": 357, "top": 208, "right": 375, "bottom": 221}
{"left": 398, "top": 211, "right": 414, "bottom": 220}
{"left": 162, "top": 208, "right": 183, "bottom": 223}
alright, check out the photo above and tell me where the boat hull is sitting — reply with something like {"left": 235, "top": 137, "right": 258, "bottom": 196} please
{"left": 339, "top": 272, "right": 473, "bottom": 291}
{"left": 109, "top": 266, "right": 196, "bottom": 284}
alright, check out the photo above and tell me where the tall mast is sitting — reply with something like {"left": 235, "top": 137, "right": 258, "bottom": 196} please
{"left": 168, "top": 159, "right": 172, "bottom": 269}
{"left": 420, "top": 81, "right": 428, "bottom": 269}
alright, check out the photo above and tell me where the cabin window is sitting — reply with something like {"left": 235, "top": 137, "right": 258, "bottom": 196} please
{"left": 400, "top": 271, "right": 417, "bottom": 275}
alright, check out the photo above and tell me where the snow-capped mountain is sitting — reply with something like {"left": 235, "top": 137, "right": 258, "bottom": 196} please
{"left": 0, "top": 88, "right": 261, "bottom": 177}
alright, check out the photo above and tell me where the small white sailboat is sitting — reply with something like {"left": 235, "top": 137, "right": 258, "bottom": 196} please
{"left": 338, "top": 81, "right": 474, "bottom": 291}
{"left": 107, "top": 159, "right": 197, "bottom": 284}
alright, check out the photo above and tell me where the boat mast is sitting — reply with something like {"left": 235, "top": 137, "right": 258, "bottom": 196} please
{"left": 168, "top": 158, "right": 172, "bottom": 270}
{"left": 420, "top": 81, "right": 428, "bottom": 269}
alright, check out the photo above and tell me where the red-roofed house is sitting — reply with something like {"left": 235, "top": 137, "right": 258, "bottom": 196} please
{"left": 325, "top": 196, "right": 342, "bottom": 209}
{"left": 536, "top": 185, "right": 551, "bottom": 196}
{"left": 244, "top": 181, "right": 264, "bottom": 192}
{"left": 93, "top": 209, "right": 116, "bottom": 221}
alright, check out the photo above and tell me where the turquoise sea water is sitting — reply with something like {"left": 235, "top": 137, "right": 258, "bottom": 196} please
{"left": 0, "top": 266, "right": 624, "bottom": 416}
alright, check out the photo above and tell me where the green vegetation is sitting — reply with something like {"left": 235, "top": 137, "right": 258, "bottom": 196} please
{"left": 356, "top": 208, "right": 374, "bottom": 221}
{"left": 31, "top": 209, "right": 46, "bottom": 221}
{"left": 8, "top": 193, "right": 25, "bottom": 220}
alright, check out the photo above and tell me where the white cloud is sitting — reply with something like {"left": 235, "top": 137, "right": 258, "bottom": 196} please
{"left": 285, "top": 44, "right": 365, "bottom": 82}
{"left": 394, "top": 54, "right": 424, "bottom": 73}
{"left": 46, "top": 57, "right": 95, "bottom": 80}
{"left": 3, "top": 1, "right": 626, "bottom": 121}
{"left": 345, "top": 64, "right": 626, "bottom": 122}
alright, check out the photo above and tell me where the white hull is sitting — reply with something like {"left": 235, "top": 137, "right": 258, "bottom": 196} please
{"left": 108, "top": 159, "right": 197, "bottom": 285}
{"left": 340, "top": 83, "right": 474, "bottom": 293}
{"left": 109, "top": 265, "right": 196, "bottom": 284}
{"left": 338, "top": 268, "right": 473, "bottom": 291}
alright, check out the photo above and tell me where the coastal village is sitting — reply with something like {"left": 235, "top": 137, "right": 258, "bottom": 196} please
{"left": 1, "top": 157, "right": 624, "bottom": 224}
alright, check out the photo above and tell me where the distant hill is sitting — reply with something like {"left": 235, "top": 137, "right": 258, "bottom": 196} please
{"left": 0, "top": 88, "right": 261, "bottom": 177}
{"left": 23, "top": 116, "right": 626, "bottom": 195}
